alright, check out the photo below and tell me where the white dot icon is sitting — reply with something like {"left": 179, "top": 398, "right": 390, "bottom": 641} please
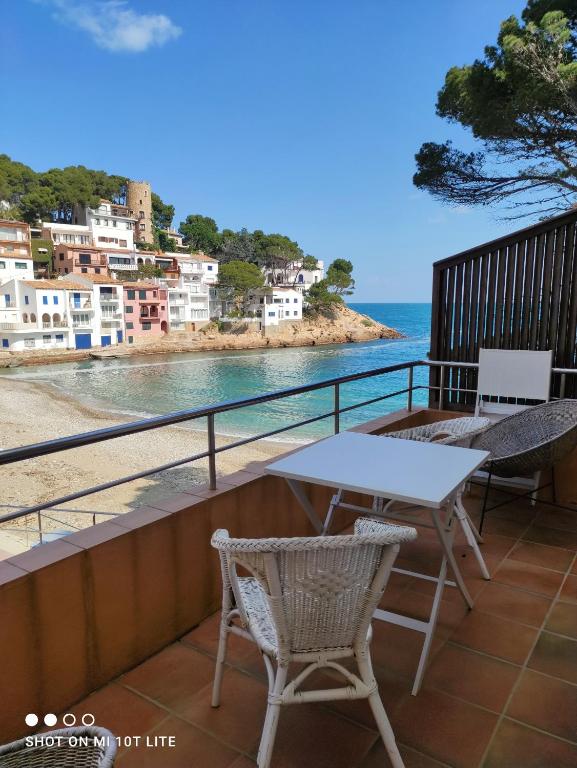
{"left": 44, "top": 714, "right": 57, "bottom": 727}
{"left": 25, "top": 714, "right": 38, "bottom": 727}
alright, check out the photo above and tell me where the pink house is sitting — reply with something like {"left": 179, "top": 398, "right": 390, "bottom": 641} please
{"left": 122, "top": 282, "right": 168, "bottom": 343}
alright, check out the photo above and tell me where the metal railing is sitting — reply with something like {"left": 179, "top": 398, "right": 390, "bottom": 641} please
{"left": 1, "top": 359, "right": 576, "bottom": 539}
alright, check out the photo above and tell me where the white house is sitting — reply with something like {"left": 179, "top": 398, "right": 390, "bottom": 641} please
{"left": 246, "top": 287, "right": 303, "bottom": 327}
{"left": 68, "top": 274, "right": 125, "bottom": 348}
{"left": 73, "top": 200, "right": 136, "bottom": 251}
{"left": 42, "top": 222, "right": 92, "bottom": 247}
{"left": 264, "top": 259, "right": 324, "bottom": 295}
{"left": 162, "top": 274, "right": 211, "bottom": 330}
{"left": 0, "top": 221, "right": 34, "bottom": 284}
{"left": 0, "top": 279, "right": 74, "bottom": 351}
{"left": 168, "top": 252, "right": 219, "bottom": 284}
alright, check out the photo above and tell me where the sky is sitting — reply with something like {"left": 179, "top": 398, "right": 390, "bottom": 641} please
{"left": 1, "top": 0, "right": 530, "bottom": 301}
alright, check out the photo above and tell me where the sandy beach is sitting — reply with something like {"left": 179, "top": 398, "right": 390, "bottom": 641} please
{"left": 0, "top": 376, "right": 293, "bottom": 552}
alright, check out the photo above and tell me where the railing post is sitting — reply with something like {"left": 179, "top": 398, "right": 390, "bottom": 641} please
{"left": 438, "top": 364, "right": 445, "bottom": 410}
{"left": 334, "top": 383, "right": 340, "bottom": 434}
{"left": 207, "top": 413, "right": 217, "bottom": 490}
{"left": 407, "top": 367, "right": 414, "bottom": 411}
{"left": 37, "top": 511, "right": 43, "bottom": 545}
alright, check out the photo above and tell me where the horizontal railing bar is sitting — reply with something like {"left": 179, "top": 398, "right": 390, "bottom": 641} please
{"left": 0, "top": 504, "right": 120, "bottom": 517}
{"left": 0, "top": 360, "right": 423, "bottom": 466}
{"left": 427, "top": 360, "right": 577, "bottom": 376}
{"left": 0, "top": 448, "right": 211, "bottom": 523}
{"left": 337, "top": 387, "right": 412, "bottom": 415}
{"left": 213, "top": 410, "right": 336, "bottom": 454}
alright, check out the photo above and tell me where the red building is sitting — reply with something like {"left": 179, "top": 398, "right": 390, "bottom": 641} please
{"left": 122, "top": 282, "right": 168, "bottom": 343}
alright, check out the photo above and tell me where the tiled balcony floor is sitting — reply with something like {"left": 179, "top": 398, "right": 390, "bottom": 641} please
{"left": 67, "top": 488, "right": 577, "bottom": 768}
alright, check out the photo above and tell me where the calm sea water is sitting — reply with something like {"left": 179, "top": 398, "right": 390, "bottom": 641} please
{"left": 2, "top": 303, "right": 432, "bottom": 441}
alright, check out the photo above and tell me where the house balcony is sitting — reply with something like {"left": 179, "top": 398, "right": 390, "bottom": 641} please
{"left": 70, "top": 301, "right": 94, "bottom": 311}
{"left": 72, "top": 320, "right": 92, "bottom": 329}
{"left": 74, "top": 257, "right": 107, "bottom": 267}
{"left": 1, "top": 386, "right": 576, "bottom": 768}
{"left": 140, "top": 314, "right": 160, "bottom": 322}
{"left": 42, "top": 321, "right": 68, "bottom": 329}
{"left": 99, "top": 296, "right": 120, "bottom": 304}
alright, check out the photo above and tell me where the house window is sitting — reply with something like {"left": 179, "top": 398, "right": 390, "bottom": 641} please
{"left": 294, "top": 298, "right": 298, "bottom": 303}
{"left": 285, "top": 298, "right": 289, "bottom": 303}
{"left": 207, "top": 265, "right": 213, "bottom": 271}
{"left": 294, "top": 311, "right": 298, "bottom": 316}
{"left": 79, "top": 254, "right": 91, "bottom": 265}
{"left": 42, "top": 296, "right": 48, "bottom": 305}
{"left": 119, "top": 240, "right": 127, "bottom": 247}
{"left": 1, "top": 339, "right": 8, "bottom": 348}
{"left": 139, "top": 290, "right": 146, "bottom": 300}
{"left": 81, "top": 267, "right": 88, "bottom": 273}
{"left": 53, "top": 296, "right": 58, "bottom": 305}
{"left": 24, "top": 339, "right": 35, "bottom": 348}
{"left": 126, "top": 306, "right": 133, "bottom": 313}
{"left": 95, "top": 268, "right": 101, "bottom": 274}
{"left": 64, "top": 268, "right": 69, "bottom": 273}
{"left": 268, "top": 311, "right": 275, "bottom": 317}
{"left": 15, "top": 262, "right": 28, "bottom": 269}
{"left": 142, "top": 322, "right": 151, "bottom": 331}
{"left": 126, "top": 322, "right": 134, "bottom": 330}
{"left": 56, "top": 334, "right": 64, "bottom": 341}
{"left": 139, "top": 223, "right": 145, "bottom": 231}
{"left": 24, "top": 296, "right": 29, "bottom": 305}
{"left": 128, "top": 335, "right": 134, "bottom": 344}
{"left": 127, "top": 290, "right": 135, "bottom": 300}
{"left": 0, "top": 262, "right": 5, "bottom": 269}
{"left": 43, "top": 335, "right": 51, "bottom": 343}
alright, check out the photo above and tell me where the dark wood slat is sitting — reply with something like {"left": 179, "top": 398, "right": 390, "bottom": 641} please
{"left": 511, "top": 240, "right": 526, "bottom": 348}
{"left": 521, "top": 236, "right": 536, "bottom": 349}
{"left": 477, "top": 253, "right": 489, "bottom": 356}
{"left": 557, "top": 223, "right": 575, "bottom": 368}
{"left": 529, "top": 233, "right": 546, "bottom": 349}
{"left": 538, "top": 229, "right": 556, "bottom": 349}
{"left": 548, "top": 226, "right": 566, "bottom": 367}
{"left": 485, "top": 251, "right": 499, "bottom": 348}
{"left": 563, "top": 225, "right": 577, "bottom": 369}
{"left": 493, "top": 246, "right": 507, "bottom": 347}
{"left": 502, "top": 243, "right": 517, "bottom": 348}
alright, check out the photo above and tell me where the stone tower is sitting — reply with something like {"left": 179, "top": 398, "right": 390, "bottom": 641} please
{"left": 126, "top": 180, "right": 153, "bottom": 244}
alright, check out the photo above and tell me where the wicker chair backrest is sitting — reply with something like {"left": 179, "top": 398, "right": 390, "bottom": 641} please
{"left": 471, "top": 399, "right": 577, "bottom": 477}
{"left": 212, "top": 519, "right": 416, "bottom": 659}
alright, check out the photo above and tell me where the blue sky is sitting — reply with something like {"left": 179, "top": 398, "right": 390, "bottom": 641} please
{"left": 1, "top": 0, "right": 529, "bottom": 301}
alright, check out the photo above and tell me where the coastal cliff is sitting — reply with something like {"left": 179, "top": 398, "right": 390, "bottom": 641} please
{"left": 0, "top": 305, "right": 402, "bottom": 367}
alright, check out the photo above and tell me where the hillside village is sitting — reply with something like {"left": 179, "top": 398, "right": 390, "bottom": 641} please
{"left": 0, "top": 179, "right": 399, "bottom": 360}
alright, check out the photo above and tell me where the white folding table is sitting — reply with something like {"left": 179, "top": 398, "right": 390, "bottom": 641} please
{"left": 265, "top": 431, "right": 490, "bottom": 694}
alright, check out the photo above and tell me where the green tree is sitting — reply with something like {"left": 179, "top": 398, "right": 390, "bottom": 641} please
{"left": 18, "top": 187, "right": 58, "bottom": 224}
{"left": 179, "top": 214, "right": 222, "bottom": 253}
{"left": 326, "top": 258, "right": 355, "bottom": 296}
{"left": 414, "top": 2, "right": 577, "bottom": 217}
{"left": 219, "top": 228, "right": 257, "bottom": 263}
{"left": 157, "top": 230, "right": 177, "bottom": 252}
{"left": 217, "top": 260, "right": 264, "bottom": 312}
{"left": 0, "top": 154, "right": 36, "bottom": 204}
{"left": 151, "top": 193, "right": 175, "bottom": 231}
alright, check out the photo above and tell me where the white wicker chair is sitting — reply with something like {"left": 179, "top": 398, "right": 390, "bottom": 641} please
{"left": 211, "top": 518, "right": 417, "bottom": 768}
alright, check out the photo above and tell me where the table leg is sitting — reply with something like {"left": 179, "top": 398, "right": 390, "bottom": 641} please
{"left": 454, "top": 492, "right": 490, "bottom": 580}
{"left": 431, "top": 502, "right": 474, "bottom": 609}
{"left": 286, "top": 479, "right": 324, "bottom": 534}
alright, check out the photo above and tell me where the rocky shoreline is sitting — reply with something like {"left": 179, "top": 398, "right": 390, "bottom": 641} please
{"left": 0, "top": 305, "right": 402, "bottom": 368}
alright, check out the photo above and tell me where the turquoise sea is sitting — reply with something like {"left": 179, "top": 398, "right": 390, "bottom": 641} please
{"left": 2, "top": 303, "right": 432, "bottom": 442}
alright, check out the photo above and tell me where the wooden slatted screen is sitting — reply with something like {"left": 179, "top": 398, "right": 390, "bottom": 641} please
{"left": 429, "top": 209, "right": 577, "bottom": 409}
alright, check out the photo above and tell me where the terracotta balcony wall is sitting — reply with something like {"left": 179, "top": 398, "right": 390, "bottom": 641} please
{"left": 1, "top": 407, "right": 577, "bottom": 766}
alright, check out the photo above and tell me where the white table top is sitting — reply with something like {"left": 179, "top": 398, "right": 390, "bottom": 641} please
{"left": 265, "top": 431, "right": 490, "bottom": 508}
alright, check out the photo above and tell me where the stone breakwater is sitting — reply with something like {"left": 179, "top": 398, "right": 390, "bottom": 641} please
{"left": 0, "top": 305, "right": 403, "bottom": 367}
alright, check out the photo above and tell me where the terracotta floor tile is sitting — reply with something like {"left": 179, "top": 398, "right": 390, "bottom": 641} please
{"left": 386, "top": 590, "right": 469, "bottom": 638}
{"left": 449, "top": 609, "right": 537, "bottom": 665}
{"left": 469, "top": 533, "right": 516, "bottom": 561}
{"left": 267, "top": 703, "right": 378, "bottom": 767}
{"left": 67, "top": 682, "right": 168, "bottom": 738}
{"left": 228, "top": 757, "right": 256, "bottom": 767}
{"left": 392, "top": 688, "right": 497, "bottom": 768}
{"left": 572, "top": 558, "right": 577, "bottom": 575}
{"left": 559, "top": 574, "right": 577, "bottom": 604}
{"left": 493, "top": 558, "right": 565, "bottom": 598}
{"left": 117, "top": 715, "right": 238, "bottom": 767}
{"left": 479, "top": 515, "right": 530, "bottom": 539}
{"left": 326, "top": 667, "right": 410, "bottom": 729}
{"left": 370, "top": 622, "right": 437, "bottom": 680}
{"left": 178, "top": 668, "right": 268, "bottom": 753}
{"left": 361, "top": 741, "right": 448, "bottom": 767}
{"left": 121, "top": 643, "right": 214, "bottom": 711}
{"left": 424, "top": 644, "right": 519, "bottom": 713}
{"left": 522, "top": 525, "right": 577, "bottom": 550}
{"left": 507, "top": 669, "right": 577, "bottom": 742}
{"left": 528, "top": 631, "right": 577, "bottom": 684}
{"left": 484, "top": 718, "right": 577, "bottom": 768}
{"left": 474, "top": 582, "right": 551, "bottom": 628}
{"left": 181, "top": 611, "right": 264, "bottom": 673}
{"left": 508, "top": 540, "right": 574, "bottom": 572}
{"left": 534, "top": 508, "right": 577, "bottom": 533}
{"left": 546, "top": 601, "right": 577, "bottom": 639}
